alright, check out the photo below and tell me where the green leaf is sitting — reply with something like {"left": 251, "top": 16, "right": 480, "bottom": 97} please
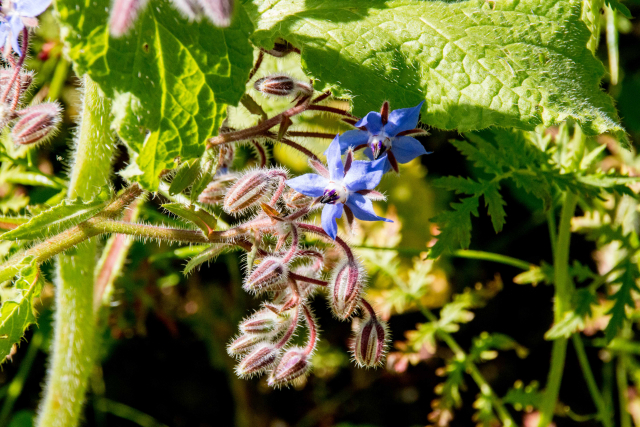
{"left": 247, "top": 0, "right": 625, "bottom": 140}
{"left": 470, "top": 332, "right": 528, "bottom": 361}
{"left": 183, "top": 244, "right": 226, "bottom": 275}
{"left": 55, "top": 0, "right": 254, "bottom": 190}
{"left": 169, "top": 159, "right": 201, "bottom": 196}
{"left": 432, "top": 176, "right": 483, "bottom": 196}
{"left": 0, "top": 216, "right": 28, "bottom": 232}
{"left": 162, "top": 203, "right": 217, "bottom": 236}
{"left": 1, "top": 189, "right": 110, "bottom": 241}
{"left": 429, "top": 197, "right": 479, "bottom": 259}
{"left": 0, "top": 258, "right": 44, "bottom": 364}
{"left": 545, "top": 288, "right": 597, "bottom": 339}
{"left": 605, "top": 0, "right": 633, "bottom": 18}
{"left": 483, "top": 182, "right": 507, "bottom": 233}
{"left": 504, "top": 381, "right": 544, "bottom": 411}
{"left": 604, "top": 259, "right": 640, "bottom": 341}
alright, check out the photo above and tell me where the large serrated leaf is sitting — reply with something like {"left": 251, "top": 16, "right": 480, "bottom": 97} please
{"left": 55, "top": 0, "right": 254, "bottom": 190}
{"left": 246, "top": 0, "right": 625, "bottom": 140}
{"left": 0, "top": 258, "right": 44, "bottom": 364}
{"left": 1, "top": 189, "right": 110, "bottom": 241}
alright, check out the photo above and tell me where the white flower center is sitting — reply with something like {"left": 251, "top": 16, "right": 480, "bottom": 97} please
{"left": 322, "top": 181, "right": 348, "bottom": 204}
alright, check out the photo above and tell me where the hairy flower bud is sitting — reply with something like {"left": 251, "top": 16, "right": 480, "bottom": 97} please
{"left": 198, "top": 172, "right": 236, "bottom": 205}
{"left": 330, "top": 260, "right": 364, "bottom": 319}
{"left": 284, "top": 188, "right": 312, "bottom": 210}
{"left": 0, "top": 69, "right": 33, "bottom": 105}
{"left": 268, "top": 347, "right": 310, "bottom": 387}
{"left": 254, "top": 74, "right": 312, "bottom": 98}
{"left": 352, "top": 314, "right": 388, "bottom": 368}
{"left": 11, "top": 103, "right": 61, "bottom": 146}
{"left": 197, "top": 0, "right": 233, "bottom": 27}
{"left": 244, "top": 257, "right": 289, "bottom": 294}
{"left": 227, "top": 334, "right": 265, "bottom": 357}
{"left": 223, "top": 170, "right": 274, "bottom": 214}
{"left": 109, "top": 0, "right": 149, "bottom": 37}
{"left": 236, "top": 344, "right": 279, "bottom": 377}
{"left": 240, "top": 308, "right": 291, "bottom": 335}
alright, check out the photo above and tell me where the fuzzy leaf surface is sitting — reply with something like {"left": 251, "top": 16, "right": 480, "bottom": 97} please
{"left": 246, "top": 0, "right": 624, "bottom": 139}
{"left": 0, "top": 258, "right": 44, "bottom": 364}
{"left": 55, "top": 0, "right": 254, "bottom": 190}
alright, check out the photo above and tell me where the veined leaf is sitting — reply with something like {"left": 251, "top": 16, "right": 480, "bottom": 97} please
{"left": 247, "top": 0, "right": 625, "bottom": 140}
{"left": 169, "top": 159, "right": 201, "bottom": 196}
{"left": 55, "top": 0, "right": 254, "bottom": 190}
{"left": 162, "top": 203, "right": 217, "bottom": 236}
{"left": 0, "top": 258, "right": 44, "bottom": 364}
{"left": 1, "top": 189, "right": 110, "bottom": 241}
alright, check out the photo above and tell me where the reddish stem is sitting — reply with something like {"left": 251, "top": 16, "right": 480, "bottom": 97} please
{"left": 1, "top": 28, "right": 29, "bottom": 107}
{"left": 296, "top": 222, "right": 355, "bottom": 263}
{"left": 276, "top": 304, "right": 300, "bottom": 349}
{"left": 302, "top": 305, "right": 318, "bottom": 355}
{"left": 289, "top": 273, "right": 327, "bottom": 286}
{"left": 360, "top": 298, "right": 377, "bottom": 318}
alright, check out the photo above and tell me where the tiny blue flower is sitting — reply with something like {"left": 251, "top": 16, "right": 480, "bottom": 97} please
{"left": 339, "top": 101, "right": 430, "bottom": 172}
{"left": 286, "top": 135, "right": 392, "bottom": 240}
{"left": 1, "top": 0, "right": 52, "bottom": 56}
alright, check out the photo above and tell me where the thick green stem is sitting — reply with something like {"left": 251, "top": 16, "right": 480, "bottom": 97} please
{"left": 572, "top": 334, "right": 612, "bottom": 427}
{"left": 538, "top": 192, "right": 578, "bottom": 427}
{"left": 419, "top": 306, "right": 516, "bottom": 427}
{"left": 36, "top": 77, "right": 115, "bottom": 427}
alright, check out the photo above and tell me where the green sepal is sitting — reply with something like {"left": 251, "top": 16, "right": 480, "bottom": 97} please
{"left": 169, "top": 159, "right": 201, "bottom": 196}
{"left": 1, "top": 188, "right": 111, "bottom": 241}
{"left": 162, "top": 203, "right": 217, "bottom": 236}
{"left": 0, "top": 257, "right": 44, "bottom": 364}
{"left": 183, "top": 244, "right": 226, "bottom": 275}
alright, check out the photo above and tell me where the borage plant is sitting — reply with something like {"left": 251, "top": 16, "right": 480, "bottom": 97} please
{"left": 0, "top": 0, "right": 639, "bottom": 426}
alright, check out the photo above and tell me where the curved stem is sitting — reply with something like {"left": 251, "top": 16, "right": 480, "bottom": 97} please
{"left": 301, "top": 305, "right": 317, "bottom": 355}
{"left": 451, "top": 249, "right": 531, "bottom": 270}
{"left": 538, "top": 192, "right": 578, "bottom": 427}
{"left": 36, "top": 76, "right": 114, "bottom": 427}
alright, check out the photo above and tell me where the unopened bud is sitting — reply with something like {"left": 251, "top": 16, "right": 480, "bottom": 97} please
{"left": 197, "top": 0, "right": 233, "bottom": 27}
{"left": 330, "top": 260, "right": 364, "bottom": 319}
{"left": 198, "top": 172, "right": 236, "bottom": 205}
{"left": 284, "top": 188, "right": 312, "bottom": 210}
{"left": 236, "top": 343, "right": 279, "bottom": 377}
{"left": 0, "top": 69, "right": 33, "bottom": 105}
{"left": 227, "top": 334, "right": 265, "bottom": 357}
{"left": 240, "top": 308, "right": 291, "bottom": 335}
{"left": 352, "top": 314, "right": 388, "bottom": 368}
{"left": 11, "top": 103, "right": 61, "bottom": 146}
{"left": 268, "top": 347, "right": 310, "bottom": 387}
{"left": 254, "top": 74, "right": 312, "bottom": 98}
{"left": 224, "top": 169, "right": 286, "bottom": 214}
{"left": 244, "top": 257, "right": 289, "bottom": 294}
{"left": 263, "top": 39, "right": 298, "bottom": 58}
{"left": 109, "top": 0, "right": 149, "bottom": 37}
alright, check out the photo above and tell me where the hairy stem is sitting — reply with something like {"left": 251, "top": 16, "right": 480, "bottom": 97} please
{"left": 451, "top": 249, "right": 531, "bottom": 270}
{"left": 538, "top": 192, "right": 578, "bottom": 427}
{"left": 36, "top": 76, "right": 115, "bottom": 427}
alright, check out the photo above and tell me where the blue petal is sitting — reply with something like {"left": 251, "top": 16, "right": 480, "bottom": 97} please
{"left": 384, "top": 101, "right": 424, "bottom": 136}
{"left": 354, "top": 111, "right": 383, "bottom": 134}
{"left": 15, "top": 0, "right": 52, "bottom": 17}
{"left": 8, "top": 15, "right": 23, "bottom": 56}
{"left": 321, "top": 203, "right": 343, "bottom": 240}
{"left": 323, "top": 135, "right": 344, "bottom": 181}
{"left": 286, "top": 174, "right": 329, "bottom": 197}
{"left": 338, "top": 129, "right": 369, "bottom": 153}
{"left": 345, "top": 193, "right": 392, "bottom": 223}
{"left": 390, "top": 136, "right": 430, "bottom": 163}
{"left": 343, "top": 157, "right": 387, "bottom": 192}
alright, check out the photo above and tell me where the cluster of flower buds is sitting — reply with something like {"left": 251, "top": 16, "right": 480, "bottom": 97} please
{"left": 109, "top": 0, "right": 234, "bottom": 38}
{"left": 196, "top": 95, "right": 432, "bottom": 386}
{"left": 0, "top": 1, "right": 62, "bottom": 147}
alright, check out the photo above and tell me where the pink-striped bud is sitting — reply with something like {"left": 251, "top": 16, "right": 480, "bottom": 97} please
{"left": 352, "top": 314, "right": 388, "bottom": 368}
{"left": 244, "top": 257, "right": 289, "bottom": 294}
{"left": 254, "top": 75, "right": 312, "bottom": 98}
{"left": 0, "top": 69, "right": 33, "bottom": 105}
{"left": 227, "top": 334, "right": 265, "bottom": 357}
{"left": 223, "top": 170, "right": 274, "bottom": 214}
{"left": 236, "top": 343, "right": 279, "bottom": 377}
{"left": 197, "top": 0, "right": 233, "bottom": 27}
{"left": 240, "top": 308, "right": 291, "bottom": 335}
{"left": 198, "top": 172, "right": 236, "bottom": 205}
{"left": 284, "top": 188, "right": 312, "bottom": 210}
{"left": 268, "top": 347, "right": 310, "bottom": 387}
{"left": 11, "top": 103, "right": 61, "bottom": 146}
{"left": 330, "top": 260, "right": 364, "bottom": 319}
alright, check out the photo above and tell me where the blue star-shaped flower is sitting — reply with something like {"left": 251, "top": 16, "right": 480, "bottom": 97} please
{"left": 339, "top": 101, "right": 430, "bottom": 172}
{"left": 286, "top": 135, "right": 392, "bottom": 240}
{"left": 1, "top": 0, "right": 52, "bottom": 56}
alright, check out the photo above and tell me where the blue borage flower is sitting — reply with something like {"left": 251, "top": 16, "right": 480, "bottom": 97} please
{"left": 0, "top": 0, "right": 52, "bottom": 56}
{"left": 286, "top": 135, "right": 392, "bottom": 240}
{"left": 339, "top": 101, "right": 430, "bottom": 173}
